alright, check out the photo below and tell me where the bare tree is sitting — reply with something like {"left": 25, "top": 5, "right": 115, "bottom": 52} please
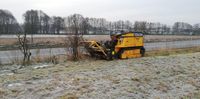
{"left": 17, "top": 32, "right": 31, "bottom": 66}
{"left": 146, "top": 22, "right": 154, "bottom": 34}
{"left": 23, "top": 10, "right": 39, "bottom": 43}
{"left": 124, "top": 20, "right": 133, "bottom": 31}
{"left": 173, "top": 22, "right": 193, "bottom": 35}
{"left": 38, "top": 10, "right": 50, "bottom": 34}
{"left": 134, "top": 21, "right": 147, "bottom": 33}
{"left": 50, "top": 16, "right": 65, "bottom": 34}
{"left": 65, "top": 14, "right": 86, "bottom": 61}
{"left": 87, "top": 18, "right": 109, "bottom": 34}
{"left": 82, "top": 17, "right": 90, "bottom": 35}
{"left": 0, "top": 9, "right": 21, "bottom": 34}
{"left": 193, "top": 24, "right": 200, "bottom": 35}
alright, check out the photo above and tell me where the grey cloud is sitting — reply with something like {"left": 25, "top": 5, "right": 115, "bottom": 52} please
{"left": 0, "top": 0, "right": 200, "bottom": 25}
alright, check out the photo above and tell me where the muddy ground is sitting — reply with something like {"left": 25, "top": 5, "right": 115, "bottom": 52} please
{"left": 0, "top": 52, "right": 200, "bottom": 99}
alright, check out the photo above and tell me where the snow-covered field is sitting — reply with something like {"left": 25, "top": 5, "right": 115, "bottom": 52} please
{"left": 0, "top": 52, "right": 200, "bottom": 99}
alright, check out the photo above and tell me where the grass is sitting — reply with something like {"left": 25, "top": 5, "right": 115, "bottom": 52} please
{"left": 0, "top": 89, "right": 6, "bottom": 98}
{"left": 0, "top": 59, "right": 107, "bottom": 84}
{"left": 145, "top": 47, "right": 200, "bottom": 57}
{"left": 1, "top": 50, "right": 200, "bottom": 98}
{"left": 182, "top": 91, "right": 200, "bottom": 99}
{"left": 59, "top": 93, "right": 78, "bottom": 99}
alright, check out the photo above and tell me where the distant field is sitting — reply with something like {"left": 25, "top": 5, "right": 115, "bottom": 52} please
{"left": 1, "top": 35, "right": 200, "bottom": 45}
{"left": 144, "top": 35, "right": 200, "bottom": 42}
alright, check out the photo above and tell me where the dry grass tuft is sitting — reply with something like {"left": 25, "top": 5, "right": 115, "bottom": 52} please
{"left": 145, "top": 47, "right": 200, "bottom": 57}
{"left": 59, "top": 93, "right": 78, "bottom": 99}
{"left": 0, "top": 89, "right": 6, "bottom": 98}
{"left": 154, "top": 82, "right": 170, "bottom": 93}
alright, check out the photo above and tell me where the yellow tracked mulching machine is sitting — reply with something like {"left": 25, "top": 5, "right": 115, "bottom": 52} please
{"left": 83, "top": 32, "right": 145, "bottom": 60}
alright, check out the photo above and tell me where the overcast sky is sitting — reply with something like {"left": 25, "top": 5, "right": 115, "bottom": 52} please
{"left": 1, "top": 0, "right": 200, "bottom": 25}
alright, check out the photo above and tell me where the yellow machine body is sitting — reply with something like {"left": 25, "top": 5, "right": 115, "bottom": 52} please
{"left": 120, "top": 49, "right": 141, "bottom": 59}
{"left": 115, "top": 33, "right": 144, "bottom": 48}
{"left": 83, "top": 32, "right": 145, "bottom": 60}
{"left": 114, "top": 32, "right": 144, "bottom": 59}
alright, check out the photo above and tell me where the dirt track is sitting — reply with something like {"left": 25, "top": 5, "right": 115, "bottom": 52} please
{"left": 0, "top": 52, "right": 200, "bottom": 98}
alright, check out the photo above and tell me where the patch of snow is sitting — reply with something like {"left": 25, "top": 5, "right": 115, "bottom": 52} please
{"left": 8, "top": 83, "right": 23, "bottom": 87}
{"left": 0, "top": 73, "right": 14, "bottom": 76}
{"left": 33, "top": 64, "right": 50, "bottom": 69}
{"left": 0, "top": 70, "right": 14, "bottom": 76}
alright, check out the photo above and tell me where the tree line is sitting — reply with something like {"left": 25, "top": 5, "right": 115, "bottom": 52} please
{"left": 0, "top": 9, "right": 200, "bottom": 35}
